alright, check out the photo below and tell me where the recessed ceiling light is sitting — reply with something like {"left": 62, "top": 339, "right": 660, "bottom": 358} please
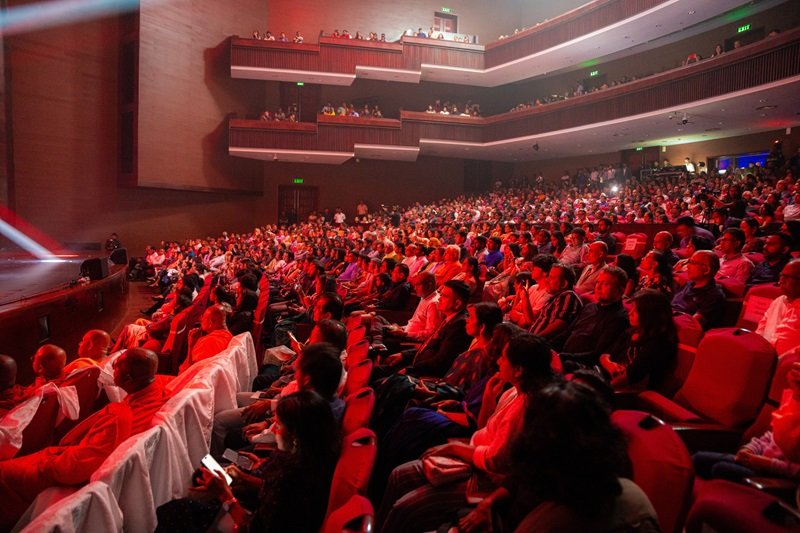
{"left": 756, "top": 105, "right": 777, "bottom": 110}
{"left": 688, "top": 10, "right": 695, "bottom": 15}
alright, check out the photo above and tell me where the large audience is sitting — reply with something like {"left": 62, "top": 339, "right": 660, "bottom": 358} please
{"left": 1, "top": 143, "right": 800, "bottom": 530}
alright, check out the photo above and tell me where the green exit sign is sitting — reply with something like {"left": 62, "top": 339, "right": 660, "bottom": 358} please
{"left": 737, "top": 24, "right": 751, "bottom": 33}
{"left": 635, "top": 147, "right": 644, "bottom": 152}
{"left": 441, "top": 7, "right": 451, "bottom": 13}
{"left": 293, "top": 178, "right": 304, "bottom": 184}
{"left": 296, "top": 82, "right": 304, "bottom": 86}
{"left": 589, "top": 70, "right": 599, "bottom": 77}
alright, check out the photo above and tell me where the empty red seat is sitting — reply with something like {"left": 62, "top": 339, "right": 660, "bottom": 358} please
{"left": 345, "top": 339, "right": 369, "bottom": 370}
{"left": 636, "top": 328, "right": 776, "bottom": 451}
{"left": 344, "top": 359, "right": 373, "bottom": 397}
{"left": 326, "top": 428, "right": 377, "bottom": 517}
{"left": 612, "top": 411, "right": 694, "bottom": 533}
{"left": 341, "top": 387, "right": 375, "bottom": 436}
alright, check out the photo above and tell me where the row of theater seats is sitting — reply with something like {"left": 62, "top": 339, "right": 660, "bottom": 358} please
{"left": 7, "top": 333, "right": 259, "bottom": 532}
{"left": 5, "top": 323, "right": 381, "bottom": 532}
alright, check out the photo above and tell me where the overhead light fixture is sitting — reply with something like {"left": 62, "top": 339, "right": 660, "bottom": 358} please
{"left": 756, "top": 105, "right": 777, "bottom": 110}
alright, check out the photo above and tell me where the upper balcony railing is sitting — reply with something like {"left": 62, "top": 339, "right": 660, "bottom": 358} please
{"left": 229, "top": 29, "right": 800, "bottom": 159}
{"left": 230, "top": 0, "right": 749, "bottom": 87}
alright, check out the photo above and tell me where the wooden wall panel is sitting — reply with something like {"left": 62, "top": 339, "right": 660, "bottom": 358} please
{"left": 137, "top": 0, "right": 265, "bottom": 192}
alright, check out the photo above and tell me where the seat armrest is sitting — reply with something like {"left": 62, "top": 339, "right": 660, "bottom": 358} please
{"left": 669, "top": 423, "right": 743, "bottom": 454}
{"left": 744, "top": 477, "right": 799, "bottom": 504}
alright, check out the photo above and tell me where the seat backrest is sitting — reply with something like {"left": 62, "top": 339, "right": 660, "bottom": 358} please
{"left": 675, "top": 328, "right": 776, "bottom": 429}
{"left": 345, "top": 339, "right": 369, "bottom": 370}
{"left": 347, "top": 325, "right": 367, "bottom": 347}
{"left": 18, "top": 390, "right": 60, "bottom": 456}
{"left": 612, "top": 232, "right": 627, "bottom": 255}
{"left": 612, "top": 410, "right": 694, "bottom": 533}
{"left": 344, "top": 359, "right": 373, "bottom": 397}
{"left": 661, "top": 313, "right": 704, "bottom": 397}
{"left": 326, "top": 428, "right": 377, "bottom": 516}
{"left": 622, "top": 233, "right": 648, "bottom": 260}
{"left": 159, "top": 307, "right": 191, "bottom": 374}
{"left": 322, "top": 495, "right": 374, "bottom": 533}
{"left": 54, "top": 366, "right": 102, "bottom": 440}
{"left": 741, "top": 351, "right": 800, "bottom": 444}
{"left": 737, "top": 282, "right": 782, "bottom": 331}
{"left": 251, "top": 297, "right": 270, "bottom": 366}
{"left": 341, "top": 387, "right": 375, "bottom": 436}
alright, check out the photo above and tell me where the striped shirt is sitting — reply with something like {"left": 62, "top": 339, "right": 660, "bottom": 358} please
{"left": 529, "top": 290, "right": 583, "bottom": 337}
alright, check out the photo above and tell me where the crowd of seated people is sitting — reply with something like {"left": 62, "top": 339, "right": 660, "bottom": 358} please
{"left": 326, "top": 29, "right": 386, "bottom": 42}
{"left": 505, "top": 29, "right": 788, "bottom": 115}
{"left": 424, "top": 99, "right": 481, "bottom": 117}
{"left": 251, "top": 29, "right": 303, "bottom": 43}
{"left": 5, "top": 140, "right": 800, "bottom": 529}
{"left": 321, "top": 102, "right": 384, "bottom": 118}
{"left": 258, "top": 103, "right": 299, "bottom": 122}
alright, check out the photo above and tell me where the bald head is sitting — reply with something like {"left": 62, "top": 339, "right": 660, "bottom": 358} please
{"left": 653, "top": 231, "right": 673, "bottom": 251}
{"left": 113, "top": 347, "right": 157, "bottom": 393}
{"left": 33, "top": 344, "right": 67, "bottom": 380}
{"left": 78, "top": 329, "right": 112, "bottom": 361}
{"left": 780, "top": 259, "right": 800, "bottom": 300}
{"left": 0, "top": 355, "right": 17, "bottom": 390}
{"left": 201, "top": 304, "right": 229, "bottom": 334}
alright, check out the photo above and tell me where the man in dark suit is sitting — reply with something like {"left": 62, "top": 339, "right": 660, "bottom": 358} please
{"left": 373, "top": 280, "right": 472, "bottom": 379}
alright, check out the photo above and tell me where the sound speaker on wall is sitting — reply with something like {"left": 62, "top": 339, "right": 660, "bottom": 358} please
{"left": 109, "top": 248, "right": 128, "bottom": 265}
{"left": 80, "top": 257, "right": 109, "bottom": 280}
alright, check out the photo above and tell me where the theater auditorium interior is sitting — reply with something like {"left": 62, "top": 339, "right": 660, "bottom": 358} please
{"left": 1, "top": 0, "right": 800, "bottom": 531}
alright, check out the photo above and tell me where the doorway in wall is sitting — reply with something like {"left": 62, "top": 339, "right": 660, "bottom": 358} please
{"left": 278, "top": 185, "right": 318, "bottom": 225}
{"left": 433, "top": 12, "right": 457, "bottom": 33}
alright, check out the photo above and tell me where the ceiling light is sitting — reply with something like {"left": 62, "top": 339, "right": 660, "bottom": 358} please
{"left": 688, "top": 10, "right": 695, "bottom": 15}
{"left": 756, "top": 105, "right": 777, "bottom": 110}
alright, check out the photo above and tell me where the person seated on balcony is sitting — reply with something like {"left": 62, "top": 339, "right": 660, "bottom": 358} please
{"left": 251, "top": 30, "right": 261, "bottom": 40}
{"left": 264, "top": 30, "right": 275, "bottom": 41}
{"left": 63, "top": 329, "right": 113, "bottom": 374}
{"left": 354, "top": 31, "right": 365, "bottom": 40}
{"left": 293, "top": 31, "right": 303, "bottom": 43}
{"left": 331, "top": 29, "right": 340, "bottom": 38}
{"left": 372, "top": 104, "right": 383, "bottom": 118}
{"left": 273, "top": 107, "right": 286, "bottom": 121}
{"left": 0, "top": 355, "right": 32, "bottom": 417}
{"left": 416, "top": 27, "right": 427, "bottom": 38}
{"left": 749, "top": 232, "right": 793, "bottom": 285}
{"left": 278, "top": 32, "right": 288, "bottom": 42}
{"left": 710, "top": 43, "right": 724, "bottom": 57}
{"left": 320, "top": 102, "right": 335, "bottom": 116}
{"left": 258, "top": 110, "right": 271, "bottom": 121}
{"left": 380, "top": 32, "right": 386, "bottom": 42}
{"left": 336, "top": 102, "right": 347, "bottom": 116}
{"left": 341, "top": 29, "right": 352, "bottom": 39}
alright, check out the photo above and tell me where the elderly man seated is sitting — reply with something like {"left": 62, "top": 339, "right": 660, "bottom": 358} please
{"left": 63, "top": 329, "right": 113, "bottom": 374}
{"left": 0, "top": 355, "right": 31, "bottom": 417}
{"left": 0, "top": 348, "right": 169, "bottom": 528}
{"left": 178, "top": 305, "right": 233, "bottom": 373}
{"left": 756, "top": 259, "right": 800, "bottom": 357}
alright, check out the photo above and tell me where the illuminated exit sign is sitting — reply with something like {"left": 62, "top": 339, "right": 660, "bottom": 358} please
{"left": 737, "top": 24, "right": 751, "bottom": 33}
{"left": 589, "top": 70, "right": 599, "bottom": 77}
{"left": 635, "top": 147, "right": 644, "bottom": 152}
{"left": 441, "top": 7, "right": 451, "bottom": 13}
{"left": 293, "top": 178, "right": 304, "bottom": 184}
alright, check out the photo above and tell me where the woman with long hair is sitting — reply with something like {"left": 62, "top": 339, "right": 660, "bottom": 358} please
{"left": 599, "top": 289, "right": 678, "bottom": 391}
{"left": 635, "top": 250, "right": 675, "bottom": 298}
{"left": 156, "top": 390, "right": 340, "bottom": 532}
{"left": 377, "top": 333, "right": 557, "bottom": 533}
{"left": 459, "top": 381, "right": 657, "bottom": 532}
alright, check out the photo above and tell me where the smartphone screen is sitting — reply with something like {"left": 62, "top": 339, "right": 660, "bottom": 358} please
{"left": 201, "top": 454, "right": 233, "bottom": 485}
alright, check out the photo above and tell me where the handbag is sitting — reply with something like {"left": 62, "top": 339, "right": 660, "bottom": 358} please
{"left": 422, "top": 455, "right": 472, "bottom": 487}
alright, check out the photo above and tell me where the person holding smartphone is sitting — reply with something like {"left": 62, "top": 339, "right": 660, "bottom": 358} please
{"left": 157, "top": 390, "right": 340, "bottom": 532}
